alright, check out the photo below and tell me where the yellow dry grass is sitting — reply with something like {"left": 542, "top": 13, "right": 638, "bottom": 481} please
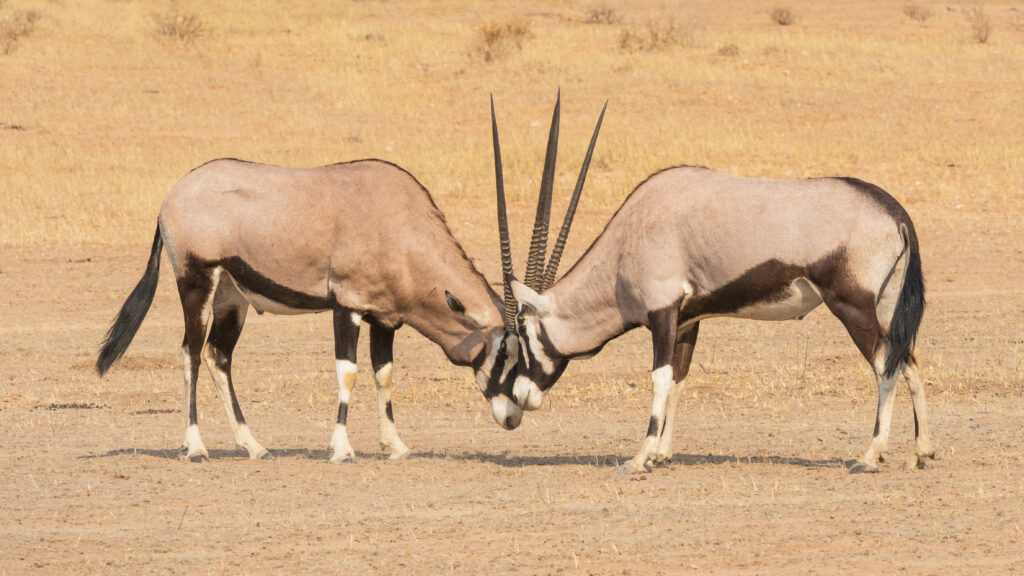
{"left": 1, "top": 0, "right": 1022, "bottom": 248}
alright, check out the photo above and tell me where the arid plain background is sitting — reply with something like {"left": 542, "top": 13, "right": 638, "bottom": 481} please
{"left": 2, "top": 0, "right": 1023, "bottom": 574}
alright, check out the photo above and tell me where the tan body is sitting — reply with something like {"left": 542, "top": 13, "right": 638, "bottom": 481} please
{"left": 98, "top": 158, "right": 522, "bottom": 463}
{"left": 512, "top": 166, "right": 931, "bottom": 474}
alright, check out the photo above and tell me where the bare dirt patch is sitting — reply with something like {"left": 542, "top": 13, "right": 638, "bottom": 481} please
{"left": 2, "top": 0, "right": 1023, "bottom": 573}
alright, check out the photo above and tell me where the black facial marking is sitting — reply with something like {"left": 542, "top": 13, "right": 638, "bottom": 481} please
{"left": 482, "top": 344, "right": 508, "bottom": 399}
{"left": 337, "top": 402, "right": 349, "bottom": 425}
{"left": 217, "top": 256, "right": 332, "bottom": 311}
{"left": 386, "top": 401, "right": 394, "bottom": 422}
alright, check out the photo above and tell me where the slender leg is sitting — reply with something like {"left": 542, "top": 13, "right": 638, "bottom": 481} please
{"left": 370, "top": 325, "right": 410, "bottom": 459}
{"left": 903, "top": 353, "right": 935, "bottom": 469}
{"left": 653, "top": 323, "right": 700, "bottom": 466}
{"left": 328, "top": 306, "right": 361, "bottom": 463}
{"left": 616, "top": 305, "right": 680, "bottom": 474}
{"left": 177, "top": 266, "right": 217, "bottom": 461}
{"left": 820, "top": 289, "right": 900, "bottom": 474}
{"left": 201, "top": 278, "right": 267, "bottom": 459}
{"left": 854, "top": 347, "right": 900, "bottom": 473}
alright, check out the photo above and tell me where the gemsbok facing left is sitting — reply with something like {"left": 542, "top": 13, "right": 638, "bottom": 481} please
{"left": 499, "top": 156, "right": 932, "bottom": 474}
{"left": 96, "top": 94, "right": 602, "bottom": 463}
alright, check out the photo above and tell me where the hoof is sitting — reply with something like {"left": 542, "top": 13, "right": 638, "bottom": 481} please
{"left": 184, "top": 449, "right": 209, "bottom": 462}
{"left": 248, "top": 446, "right": 270, "bottom": 460}
{"left": 328, "top": 448, "right": 357, "bottom": 465}
{"left": 651, "top": 454, "right": 673, "bottom": 467}
{"left": 849, "top": 461, "right": 879, "bottom": 474}
{"left": 615, "top": 461, "right": 651, "bottom": 475}
{"left": 906, "top": 451, "right": 934, "bottom": 470}
{"left": 388, "top": 448, "right": 411, "bottom": 460}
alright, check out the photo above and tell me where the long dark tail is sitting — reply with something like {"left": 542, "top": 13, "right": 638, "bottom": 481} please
{"left": 96, "top": 225, "right": 164, "bottom": 376}
{"left": 883, "top": 222, "right": 925, "bottom": 379}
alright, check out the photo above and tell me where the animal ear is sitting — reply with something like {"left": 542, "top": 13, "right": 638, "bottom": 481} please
{"left": 446, "top": 290, "right": 489, "bottom": 330}
{"left": 511, "top": 280, "right": 551, "bottom": 316}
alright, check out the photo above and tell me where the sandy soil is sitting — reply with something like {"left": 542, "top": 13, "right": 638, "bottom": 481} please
{"left": 1, "top": 200, "right": 1022, "bottom": 575}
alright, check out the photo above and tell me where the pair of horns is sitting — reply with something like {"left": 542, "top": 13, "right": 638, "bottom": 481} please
{"left": 491, "top": 92, "right": 607, "bottom": 332}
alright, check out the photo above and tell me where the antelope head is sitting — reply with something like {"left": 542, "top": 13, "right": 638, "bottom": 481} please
{"left": 490, "top": 93, "right": 606, "bottom": 412}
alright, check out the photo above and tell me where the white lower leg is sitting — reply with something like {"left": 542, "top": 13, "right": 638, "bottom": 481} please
{"left": 329, "top": 360, "right": 358, "bottom": 463}
{"left": 180, "top": 349, "right": 208, "bottom": 460}
{"left": 618, "top": 366, "right": 674, "bottom": 474}
{"left": 204, "top": 348, "right": 267, "bottom": 459}
{"left": 904, "top": 362, "right": 934, "bottom": 457}
{"left": 374, "top": 363, "right": 410, "bottom": 459}
{"left": 183, "top": 423, "right": 209, "bottom": 460}
{"left": 655, "top": 378, "right": 686, "bottom": 463}
{"left": 861, "top": 371, "right": 898, "bottom": 468}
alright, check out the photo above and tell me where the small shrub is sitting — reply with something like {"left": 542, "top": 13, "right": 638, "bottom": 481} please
{"left": 586, "top": 7, "right": 621, "bottom": 25}
{"left": 903, "top": 4, "right": 934, "bottom": 22}
{"left": 1, "top": 10, "right": 40, "bottom": 55}
{"left": 965, "top": 6, "right": 991, "bottom": 43}
{"left": 153, "top": 10, "right": 206, "bottom": 44}
{"left": 619, "top": 21, "right": 697, "bottom": 52}
{"left": 477, "top": 20, "right": 532, "bottom": 62}
{"left": 769, "top": 7, "right": 795, "bottom": 26}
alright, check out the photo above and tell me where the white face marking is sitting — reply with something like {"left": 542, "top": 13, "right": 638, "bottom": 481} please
{"left": 513, "top": 375, "right": 544, "bottom": 410}
{"left": 522, "top": 317, "right": 554, "bottom": 375}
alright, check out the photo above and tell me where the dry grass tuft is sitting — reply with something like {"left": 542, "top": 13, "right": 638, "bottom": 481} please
{"left": 619, "top": 21, "right": 697, "bottom": 52}
{"left": 153, "top": 10, "right": 207, "bottom": 44}
{"left": 477, "top": 20, "right": 532, "bottom": 62}
{"left": 1, "top": 10, "right": 40, "bottom": 55}
{"left": 903, "top": 4, "right": 934, "bottom": 23}
{"left": 586, "top": 6, "right": 621, "bottom": 25}
{"left": 965, "top": 5, "right": 991, "bottom": 44}
{"left": 769, "top": 7, "right": 795, "bottom": 26}
{"left": 718, "top": 43, "right": 739, "bottom": 57}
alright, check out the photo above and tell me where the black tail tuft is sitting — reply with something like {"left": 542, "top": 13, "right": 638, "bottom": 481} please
{"left": 96, "top": 225, "right": 164, "bottom": 376}
{"left": 883, "top": 223, "right": 925, "bottom": 379}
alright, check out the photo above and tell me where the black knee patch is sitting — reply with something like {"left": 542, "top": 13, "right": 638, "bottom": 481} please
{"left": 337, "top": 402, "right": 349, "bottom": 426}
{"left": 647, "top": 416, "right": 660, "bottom": 437}
{"left": 385, "top": 401, "right": 394, "bottom": 422}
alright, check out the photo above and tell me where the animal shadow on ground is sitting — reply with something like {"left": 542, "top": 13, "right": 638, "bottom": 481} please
{"left": 83, "top": 448, "right": 857, "bottom": 469}
{"left": 413, "top": 451, "right": 857, "bottom": 469}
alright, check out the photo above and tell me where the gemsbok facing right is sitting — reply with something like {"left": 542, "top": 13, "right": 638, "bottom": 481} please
{"left": 500, "top": 162, "right": 932, "bottom": 475}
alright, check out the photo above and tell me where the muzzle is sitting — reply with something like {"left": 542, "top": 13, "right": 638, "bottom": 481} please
{"left": 490, "top": 394, "right": 524, "bottom": 430}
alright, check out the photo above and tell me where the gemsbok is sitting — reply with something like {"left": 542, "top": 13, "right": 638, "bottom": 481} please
{"left": 96, "top": 95, "right": 602, "bottom": 464}
{"left": 500, "top": 159, "right": 931, "bottom": 474}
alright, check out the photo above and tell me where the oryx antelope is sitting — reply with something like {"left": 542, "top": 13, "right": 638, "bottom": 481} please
{"left": 96, "top": 155, "right": 528, "bottom": 463}
{"left": 502, "top": 155, "right": 930, "bottom": 474}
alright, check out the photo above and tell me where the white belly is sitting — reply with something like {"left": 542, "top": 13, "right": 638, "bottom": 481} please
{"left": 731, "top": 277, "right": 823, "bottom": 321}
{"left": 237, "top": 286, "right": 315, "bottom": 315}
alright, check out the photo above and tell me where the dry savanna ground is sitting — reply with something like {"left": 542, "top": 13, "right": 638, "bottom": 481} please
{"left": 2, "top": 0, "right": 1023, "bottom": 574}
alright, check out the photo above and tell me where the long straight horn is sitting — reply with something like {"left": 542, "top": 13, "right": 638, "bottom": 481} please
{"left": 491, "top": 95, "right": 517, "bottom": 332}
{"left": 541, "top": 100, "right": 607, "bottom": 291}
{"left": 523, "top": 90, "right": 560, "bottom": 291}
